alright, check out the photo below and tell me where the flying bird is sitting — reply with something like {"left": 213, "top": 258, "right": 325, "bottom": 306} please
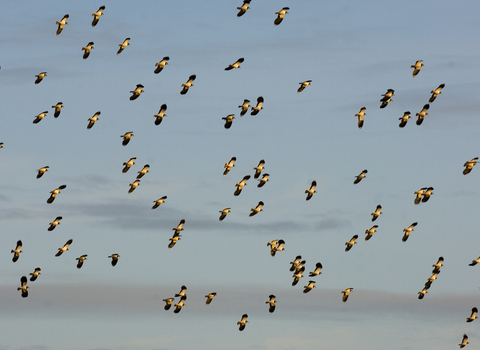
{"left": 173, "top": 219, "right": 186, "bottom": 236}
{"left": 309, "top": 262, "right": 323, "bottom": 277}
{"left": 163, "top": 298, "right": 174, "bottom": 311}
{"left": 174, "top": 296, "right": 186, "bottom": 313}
{"left": 421, "top": 187, "right": 434, "bottom": 203}
{"left": 175, "top": 285, "right": 187, "bottom": 298}
{"left": 432, "top": 257, "right": 444, "bottom": 273}
{"left": 467, "top": 307, "right": 478, "bottom": 322}
{"left": 238, "top": 99, "right": 250, "bottom": 116}
{"left": 52, "top": 102, "right": 63, "bottom": 118}
{"left": 427, "top": 272, "right": 439, "bottom": 283}
{"left": 364, "top": 225, "right": 378, "bottom": 241}
{"left": 274, "top": 7, "right": 289, "bottom": 25}
{"left": 411, "top": 60, "right": 424, "bottom": 77}
{"left": 429, "top": 84, "right": 445, "bottom": 103}
{"left": 290, "top": 255, "right": 302, "bottom": 272}
{"left": 82, "top": 41, "right": 94, "bottom": 59}
{"left": 415, "top": 104, "right": 430, "bottom": 125}
{"left": 303, "top": 281, "right": 316, "bottom": 294}
{"left": 266, "top": 294, "right": 276, "bottom": 313}
{"left": 253, "top": 159, "right": 265, "bottom": 179}
{"left": 91, "top": 5, "right": 105, "bottom": 26}
{"left": 274, "top": 240, "right": 286, "bottom": 256}
{"left": 234, "top": 175, "right": 250, "bottom": 196}
{"left": 154, "top": 57, "right": 169, "bottom": 74}
{"left": 380, "top": 89, "right": 394, "bottom": 108}
{"left": 56, "top": 14, "right": 69, "bottom": 35}
{"left": 298, "top": 80, "right": 312, "bottom": 93}
{"left": 402, "top": 222, "right": 418, "bottom": 242}
{"left": 219, "top": 208, "right": 231, "bottom": 221}
{"left": 258, "top": 173, "right": 270, "bottom": 188}
{"left": 251, "top": 96, "right": 264, "bottom": 115}
{"left": 267, "top": 240, "right": 278, "bottom": 256}
{"left": 122, "top": 157, "right": 136, "bottom": 173}
{"left": 205, "top": 292, "right": 217, "bottom": 305}
{"left": 414, "top": 187, "right": 427, "bottom": 205}
{"left": 353, "top": 169, "right": 368, "bottom": 184}
{"left": 128, "top": 180, "right": 140, "bottom": 193}
{"left": 47, "top": 184, "right": 67, "bottom": 204}
{"left": 29, "top": 268, "right": 41, "bottom": 282}
{"left": 136, "top": 164, "right": 150, "bottom": 179}
{"left": 152, "top": 196, "right": 167, "bottom": 209}
{"left": 48, "top": 216, "right": 62, "bottom": 231}
{"left": 180, "top": 74, "right": 196, "bottom": 95}
{"left": 87, "top": 111, "right": 100, "bottom": 129}
{"left": 418, "top": 288, "right": 428, "bottom": 299}
{"left": 355, "top": 107, "right": 366, "bottom": 128}
{"left": 33, "top": 111, "right": 48, "bottom": 124}
{"left": 236, "top": 0, "right": 251, "bottom": 17}
{"left": 342, "top": 288, "right": 354, "bottom": 302}
{"left": 11, "top": 240, "right": 22, "bottom": 262}
{"left": 225, "top": 58, "right": 244, "bottom": 70}
{"left": 292, "top": 266, "right": 305, "bottom": 286}
{"left": 117, "top": 38, "right": 130, "bottom": 55}
{"left": 463, "top": 157, "right": 478, "bottom": 175}
{"left": 129, "top": 84, "right": 144, "bottom": 100}
{"left": 35, "top": 72, "right": 47, "bottom": 84}
{"left": 399, "top": 111, "right": 411, "bottom": 128}
{"left": 36, "top": 166, "right": 49, "bottom": 179}
{"left": 109, "top": 254, "right": 120, "bottom": 266}
{"left": 55, "top": 239, "right": 73, "bottom": 257}
{"left": 249, "top": 201, "right": 264, "bottom": 217}
{"left": 76, "top": 255, "right": 88, "bottom": 269}
{"left": 154, "top": 104, "right": 167, "bottom": 125}
{"left": 371, "top": 205, "right": 382, "bottom": 222}
{"left": 169, "top": 229, "right": 182, "bottom": 248}
{"left": 305, "top": 180, "right": 317, "bottom": 200}
{"left": 222, "top": 114, "right": 235, "bottom": 129}
{"left": 345, "top": 235, "right": 358, "bottom": 252}
{"left": 223, "top": 157, "right": 236, "bottom": 176}
{"left": 459, "top": 334, "right": 469, "bottom": 348}
{"left": 18, "top": 276, "right": 29, "bottom": 298}
{"left": 469, "top": 257, "right": 480, "bottom": 266}
{"left": 237, "top": 314, "right": 248, "bottom": 331}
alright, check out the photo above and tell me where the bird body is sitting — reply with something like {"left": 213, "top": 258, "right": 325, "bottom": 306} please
{"left": 371, "top": 205, "right": 382, "bottom": 221}
{"left": 467, "top": 307, "right": 478, "bottom": 322}
{"left": 258, "top": 173, "right": 270, "bottom": 188}
{"left": 298, "top": 80, "right": 312, "bottom": 93}
{"left": 303, "top": 281, "right": 316, "bottom": 293}
{"left": 411, "top": 60, "right": 424, "bottom": 77}
{"left": 238, "top": 99, "right": 250, "bottom": 116}
{"left": 422, "top": 187, "right": 434, "bottom": 202}
{"left": 274, "top": 7, "right": 289, "bottom": 25}
{"left": 56, "top": 15, "right": 69, "bottom": 35}
{"left": 117, "top": 38, "right": 130, "bottom": 55}
{"left": 91, "top": 6, "right": 105, "bottom": 26}
{"left": 305, "top": 180, "right": 317, "bottom": 200}
{"left": 222, "top": 114, "right": 235, "bottom": 129}
{"left": 345, "top": 235, "right": 358, "bottom": 252}
{"left": 432, "top": 257, "right": 444, "bottom": 273}
{"left": 109, "top": 254, "right": 120, "bottom": 266}
{"left": 128, "top": 180, "right": 140, "bottom": 193}
{"left": 266, "top": 294, "right": 276, "bottom": 313}
{"left": 181, "top": 75, "right": 196, "bottom": 95}
{"left": 380, "top": 89, "right": 394, "bottom": 108}
{"left": 122, "top": 157, "right": 136, "bottom": 173}
{"left": 154, "top": 57, "right": 169, "bottom": 74}
{"left": 309, "top": 262, "right": 323, "bottom": 277}
{"left": 137, "top": 164, "right": 150, "bottom": 179}
{"left": 76, "top": 255, "right": 87, "bottom": 269}
{"left": 237, "top": 314, "right": 248, "bottom": 331}
{"left": 154, "top": 104, "right": 167, "bottom": 125}
{"left": 173, "top": 219, "right": 186, "bottom": 235}
{"left": 47, "top": 184, "right": 67, "bottom": 204}
{"left": 219, "top": 208, "right": 231, "bottom": 221}
{"left": 399, "top": 111, "right": 411, "bottom": 128}
{"left": 355, "top": 107, "right": 366, "bottom": 128}
{"left": 459, "top": 334, "right": 469, "bottom": 348}
{"left": 29, "top": 267, "right": 41, "bottom": 282}
{"left": 354, "top": 169, "right": 367, "bottom": 184}
{"left": 429, "top": 84, "right": 445, "bottom": 103}
{"left": 290, "top": 255, "right": 302, "bottom": 272}
{"left": 251, "top": 96, "right": 264, "bottom": 115}
{"left": 237, "top": 0, "right": 251, "bottom": 17}
{"left": 33, "top": 111, "right": 48, "bottom": 124}
{"left": 11, "top": 240, "right": 22, "bottom": 262}
{"left": 463, "top": 157, "right": 478, "bottom": 175}
{"left": 52, "top": 102, "right": 63, "bottom": 118}
{"left": 414, "top": 187, "right": 427, "bottom": 204}
{"left": 253, "top": 159, "right": 265, "bottom": 179}
{"left": 402, "top": 222, "right": 418, "bottom": 242}
{"left": 416, "top": 104, "right": 430, "bottom": 125}
{"left": 129, "top": 84, "right": 144, "bottom": 100}
{"left": 174, "top": 297, "right": 186, "bottom": 313}
{"left": 163, "top": 298, "right": 174, "bottom": 310}
{"left": 18, "top": 276, "right": 29, "bottom": 298}
{"left": 418, "top": 288, "right": 428, "bottom": 299}
{"left": 249, "top": 201, "right": 264, "bottom": 217}
{"left": 225, "top": 58, "right": 244, "bottom": 70}
{"left": 342, "top": 288, "right": 354, "bottom": 302}
{"left": 35, "top": 72, "right": 47, "bottom": 84}
{"left": 48, "top": 216, "right": 62, "bottom": 231}
{"left": 87, "top": 111, "right": 100, "bottom": 129}
{"left": 223, "top": 157, "right": 236, "bottom": 176}
{"left": 234, "top": 175, "right": 250, "bottom": 196}
{"left": 82, "top": 42, "right": 94, "bottom": 59}
{"left": 205, "top": 292, "right": 217, "bottom": 305}
{"left": 175, "top": 285, "right": 187, "bottom": 298}
{"left": 37, "top": 166, "right": 49, "bottom": 179}
{"left": 55, "top": 239, "right": 73, "bottom": 257}
{"left": 365, "top": 225, "right": 378, "bottom": 241}
{"left": 152, "top": 196, "right": 167, "bottom": 209}
{"left": 469, "top": 257, "right": 480, "bottom": 266}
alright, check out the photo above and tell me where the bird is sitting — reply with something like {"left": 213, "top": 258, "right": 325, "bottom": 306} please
{"left": 205, "top": 292, "right": 217, "bottom": 305}
{"left": 129, "top": 84, "right": 144, "bottom": 100}
{"left": 364, "top": 225, "right": 378, "bottom": 241}
{"left": 469, "top": 257, "right": 480, "bottom": 266}
{"left": 175, "top": 285, "right": 187, "bottom": 298}
{"left": 91, "top": 5, "right": 105, "bottom": 26}
{"left": 152, "top": 196, "right": 167, "bottom": 209}
{"left": 55, "top": 239, "right": 73, "bottom": 257}
{"left": 432, "top": 257, "right": 444, "bottom": 273}
{"left": 174, "top": 296, "right": 186, "bottom": 313}
{"left": 154, "top": 57, "right": 169, "bottom": 74}
{"left": 371, "top": 205, "right": 382, "bottom": 222}
{"left": 414, "top": 187, "right": 427, "bottom": 205}
{"left": 87, "top": 111, "right": 100, "bottom": 129}
{"left": 48, "top": 216, "right": 62, "bottom": 231}
{"left": 402, "top": 222, "right": 418, "bottom": 242}
{"left": 117, "top": 38, "right": 130, "bottom": 55}
{"left": 399, "top": 111, "right": 411, "bottom": 128}
{"left": 294, "top": 260, "right": 307, "bottom": 274}
{"left": 342, "top": 288, "right": 354, "bottom": 302}
{"left": 467, "top": 307, "right": 478, "bottom": 322}
{"left": 415, "top": 104, "right": 430, "bottom": 125}
{"left": 267, "top": 240, "right": 278, "bottom": 256}
{"left": 18, "top": 276, "right": 29, "bottom": 298}
{"left": 52, "top": 102, "right": 63, "bottom": 118}
{"left": 251, "top": 96, "right": 264, "bottom": 115}
{"left": 345, "top": 235, "right": 358, "bottom": 252}
{"left": 305, "top": 180, "right": 317, "bottom": 200}
{"left": 163, "top": 298, "right": 174, "bottom": 311}
{"left": 11, "top": 240, "right": 22, "bottom": 262}
{"left": 236, "top": 0, "right": 251, "bottom": 17}
{"left": 237, "top": 314, "right": 248, "bottom": 331}
{"left": 128, "top": 180, "right": 140, "bottom": 193}
{"left": 380, "top": 98, "right": 393, "bottom": 109}
{"left": 173, "top": 219, "right": 186, "bottom": 236}
{"left": 459, "top": 334, "right": 469, "bottom": 348}
{"left": 56, "top": 14, "right": 69, "bottom": 35}
{"left": 353, "top": 169, "right": 368, "bottom": 184}
{"left": 266, "top": 295, "right": 276, "bottom": 313}
{"left": 223, "top": 157, "right": 236, "bottom": 176}
{"left": 258, "top": 173, "right": 270, "bottom": 188}
{"left": 380, "top": 89, "right": 394, "bottom": 108}
{"left": 309, "top": 262, "right": 323, "bottom": 277}
{"left": 33, "top": 111, "right": 48, "bottom": 124}
{"left": 411, "top": 60, "right": 424, "bottom": 77}
{"left": 35, "top": 72, "right": 47, "bottom": 84}
{"left": 429, "top": 84, "right": 445, "bottom": 103}
{"left": 136, "top": 165, "right": 150, "bottom": 179}
{"left": 422, "top": 187, "right": 434, "bottom": 203}
{"left": 36, "top": 166, "right": 49, "bottom": 179}
{"left": 122, "top": 157, "right": 136, "bottom": 173}
{"left": 0, "top": 142, "right": 3, "bottom": 148}
{"left": 76, "top": 255, "right": 88, "bottom": 269}
{"left": 169, "top": 233, "right": 182, "bottom": 249}
{"left": 225, "top": 58, "right": 244, "bottom": 71}
{"left": 109, "top": 254, "right": 120, "bottom": 266}
{"left": 29, "top": 268, "right": 41, "bottom": 282}
{"left": 249, "top": 201, "right": 264, "bottom": 217}
{"left": 154, "top": 104, "right": 167, "bottom": 125}
{"left": 180, "top": 74, "right": 196, "bottom": 95}
{"left": 427, "top": 272, "right": 439, "bottom": 283}
{"left": 234, "top": 175, "right": 250, "bottom": 196}
{"left": 298, "top": 80, "right": 312, "bottom": 93}
{"left": 463, "top": 157, "right": 478, "bottom": 175}
{"left": 238, "top": 99, "right": 250, "bottom": 116}
{"left": 219, "top": 208, "right": 231, "bottom": 221}
{"left": 82, "top": 41, "right": 94, "bottom": 59}
{"left": 274, "top": 7, "right": 289, "bottom": 25}
{"left": 355, "top": 107, "right": 366, "bottom": 128}
{"left": 292, "top": 267, "right": 305, "bottom": 286}
{"left": 275, "top": 240, "right": 286, "bottom": 255}
{"left": 303, "top": 281, "right": 316, "bottom": 293}
{"left": 47, "top": 184, "right": 67, "bottom": 204}
{"left": 418, "top": 288, "right": 428, "bottom": 299}
{"left": 253, "top": 159, "right": 265, "bottom": 179}
{"left": 222, "top": 114, "right": 235, "bottom": 129}
{"left": 290, "top": 255, "right": 302, "bottom": 272}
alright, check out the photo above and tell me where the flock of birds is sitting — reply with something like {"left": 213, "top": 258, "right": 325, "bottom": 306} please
{"left": 3, "top": 1, "right": 479, "bottom": 347}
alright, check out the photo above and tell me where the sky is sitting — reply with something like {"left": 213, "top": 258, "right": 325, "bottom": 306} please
{"left": 1, "top": 0, "right": 480, "bottom": 349}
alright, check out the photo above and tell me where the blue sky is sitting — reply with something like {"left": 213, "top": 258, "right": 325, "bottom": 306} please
{"left": 1, "top": 1, "right": 480, "bottom": 349}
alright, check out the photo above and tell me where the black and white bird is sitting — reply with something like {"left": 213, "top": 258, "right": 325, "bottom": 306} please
{"left": 29, "top": 268, "right": 41, "bottom": 282}
{"left": 128, "top": 180, "right": 140, "bottom": 193}
{"left": 180, "top": 75, "right": 196, "bottom": 95}
{"left": 249, "top": 201, "right": 264, "bottom": 217}
{"left": 355, "top": 107, "right": 366, "bottom": 128}
{"left": 290, "top": 255, "right": 302, "bottom": 272}
{"left": 298, "top": 80, "right": 312, "bottom": 93}
{"left": 33, "top": 111, "right": 48, "bottom": 124}
{"left": 169, "top": 229, "right": 182, "bottom": 248}
{"left": 82, "top": 42, "right": 94, "bottom": 59}
{"left": 463, "top": 157, "right": 478, "bottom": 175}
{"left": 364, "top": 225, "right": 378, "bottom": 241}
{"left": 399, "top": 111, "right": 411, "bottom": 128}
{"left": 136, "top": 164, "right": 150, "bottom": 179}
{"left": 225, "top": 58, "right": 244, "bottom": 70}
{"left": 222, "top": 114, "right": 235, "bottom": 129}
{"left": 354, "top": 169, "right": 368, "bottom": 184}
{"left": 234, "top": 175, "right": 250, "bottom": 196}
{"left": 422, "top": 187, "right": 434, "bottom": 202}
{"left": 174, "top": 296, "right": 186, "bottom": 313}
{"left": 52, "top": 102, "right": 63, "bottom": 118}
{"left": 414, "top": 187, "right": 427, "bottom": 205}
{"left": 37, "top": 166, "right": 49, "bottom": 179}
{"left": 432, "top": 257, "right": 444, "bottom": 273}
{"left": 223, "top": 157, "right": 236, "bottom": 176}
{"left": 11, "top": 240, "right": 22, "bottom": 262}
{"left": 154, "top": 104, "right": 167, "bottom": 125}
{"left": 266, "top": 294, "right": 276, "bottom": 313}
{"left": 345, "top": 235, "right": 358, "bottom": 252}
{"left": 173, "top": 219, "right": 186, "bottom": 236}
{"left": 342, "top": 288, "right": 354, "bottom": 302}
{"left": 205, "top": 292, "right": 217, "bottom": 305}
{"left": 251, "top": 96, "right": 264, "bottom": 115}
{"left": 109, "top": 254, "right": 120, "bottom": 266}
{"left": 175, "top": 285, "right": 187, "bottom": 298}
{"left": 236, "top": 0, "right": 251, "bottom": 17}
{"left": 87, "top": 111, "right": 100, "bottom": 129}
{"left": 253, "top": 159, "right": 265, "bottom": 179}
{"left": 411, "top": 60, "right": 424, "bottom": 77}
{"left": 371, "top": 205, "right": 382, "bottom": 222}
{"left": 418, "top": 288, "right": 428, "bottom": 299}
{"left": 91, "top": 6, "right": 105, "bottom": 27}
{"left": 122, "top": 157, "right": 136, "bottom": 173}
{"left": 47, "top": 184, "right": 67, "bottom": 204}
{"left": 237, "top": 314, "right": 249, "bottom": 331}
{"left": 273, "top": 240, "right": 285, "bottom": 256}
{"left": 55, "top": 239, "right": 73, "bottom": 257}
{"left": 429, "top": 84, "right": 445, "bottom": 103}
{"left": 117, "top": 38, "right": 130, "bottom": 55}
{"left": 163, "top": 298, "right": 174, "bottom": 310}
{"left": 219, "top": 208, "right": 231, "bottom": 221}
{"left": 402, "top": 222, "right": 418, "bottom": 242}
{"left": 305, "top": 181, "right": 317, "bottom": 200}
{"left": 415, "top": 104, "right": 429, "bottom": 125}
{"left": 154, "top": 57, "right": 169, "bottom": 74}
{"left": 48, "top": 216, "right": 62, "bottom": 231}
{"left": 469, "top": 257, "right": 480, "bottom": 266}
{"left": 459, "top": 334, "right": 469, "bottom": 348}
{"left": 18, "top": 276, "right": 29, "bottom": 298}
{"left": 380, "top": 89, "right": 394, "bottom": 108}
{"left": 238, "top": 99, "right": 251, "bottom": 116}
{"left": 274, "top": 7, "right": 289, "bottom": 25}
{"left": 35, "top": 72, "right": 47, "bottom": 84}
{"left": 258, "top": 173, "right": 270, "bottom": 188}
{"left": 467, "top": 307, "right": 478, "bottom": 322}
{"left": 129, "top": 84, "right": 144, "bottom": 100}
{"left": 309, "top": 262, "right": 323, "bottom": 277}
{"left": 303, "top": 281, "right": 316, "bottom": 293}
{"left": 292, "top": 266, "right": 305, "bottom": 286}
{"left": 76, "top": 255, "right": 87, "bottom": 269}
{"left": 56, "top": 14, "right": 69, "bottom": 35}
{"left": 152, "top": 196, "right": 167, "bottom": 209}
